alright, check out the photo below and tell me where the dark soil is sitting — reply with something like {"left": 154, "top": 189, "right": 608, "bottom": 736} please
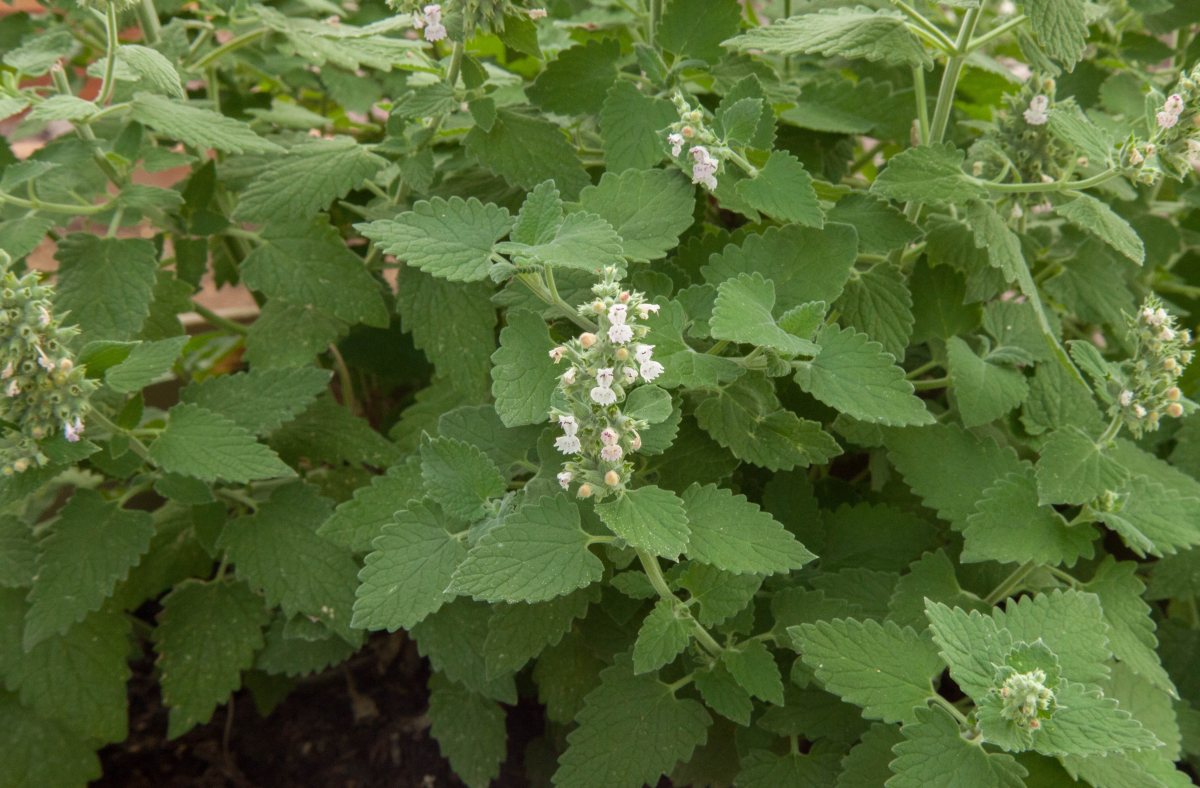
{"left": 96, "top": 632, "right": 539, "bottom": 788}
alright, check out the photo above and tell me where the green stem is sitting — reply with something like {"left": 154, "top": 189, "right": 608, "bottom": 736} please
{"left": 518, "top": 271, "right": 596, "bottom": 331}
{"left": 137, "top": 0, "right": 163, "bottom": 46}
{"left": 89, "top": 410, "right": 153, "bottom": 464}
{"left": 98, "top": 1, "right": 120, "bottom": 106}
{"left": 445, "top": 40, "right": 464, "bottom": 88}
{"left": 984, "top": 560, "right": 1037, "bottom": 606}
{"left": 327, "top": 343, "right": 359, "bottom": 417}
{"left": 189, "top": 27, "right": 269, "bottom": 70}
{"left": 928, "top": 7, "right": 981, "bottom": 143}
{"left": 982, "top": 169, "right": 1120, "bottom": 194}
{"left": 636, "top": 549, "right": 724, "bottom": 657}
{"left": 905, "top": 359, "right": 942, "bottom": 380}
{"left": 0, "top": 190, "right": 115, "bottom": 215}
{"left": 912, "top": 65, "right": 930, "bottom": 145}
{"left": 912, "top": 375, "right": 949, "bottom": 391}
{"left": 706, "top": 339, "right": 730, "bottom": 356}
{"left": 1097, "top": 414, "right": 1123, "bottom": 446}
{"left": 190, "top": 300, "right": 248, "bottom": 335}
{"left": 891, "top": 0, "right": 957, "bottom": 52}
{"left": 648, "top": 0, "right": 663, "bottom": 48}
{"left": 930, "top": 694, "right": 972, "bottom": 727}
{"left": 966, "top": 14, "right": 1028, "bottom": 53}
{"left": 1047, "top": 566, "right": 1081, "bottom": 588}
{"left": 723, "top": 148, "right": 758, "bottom": 178}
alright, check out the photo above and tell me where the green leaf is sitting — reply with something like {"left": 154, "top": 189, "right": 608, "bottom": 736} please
{"left": 23, "top": 489, "right": 153, "bottom": 649}
{"left": 839, "top": 723, "right": 906, "bottom": 788}
{"left": 270, "top": 394, "right": 403, "bottom": 468}
{"left": 946, "top": 336, "right": 1029, "bottom": 428}
{"left": 681, "top": 483, "right": 815, "bottom": 575}
{"left": 703, "top": 224, "right": 859, "bottom": 307}
{"left": 241, "top": 219, "right": 388, "bottom": 327}
{"left": 4, "top": 30, "right": 78, "bottom": 75}
{"left": 736, "top": 151, "right": 823, "bottom": 228}
{"left": 180, "top": 366, "right": 331, "bottom": 435}
{"left": 411, "top": 599, "right": 516, "bottom": 703}
{"left": 358, "top": 196, "right": 513, "bottom": 283}
{"left": 499, "top": 211, "right": 625, "bottom": 273}
{"left": 872, "top": 144, "right": 987, "bottom": 206}
{"left": 791, "top": 618, "right": 941, "bottom": 724}
{"left": 695, "top": 374, "right": 842, "bottom": 471}
{"left": 114, "top": 44, "right": 184, "bottom": 98}
{"left": 576, "top": 169, "right": 695, "bottom": 262}
{"left": 0, "top": 599, "right": 131, "bottom": 743}
{"left": 234, "top": 137, "right": 385, "bottom": 223}
{"left": 886, "top": 423, "right": 1026, "bottom": 530}
{"left": 0, "top": 691, "right": 100, "bottom": 787}
{"left": 352, "top": 501, "right": 467, "bottom": 631}
{"left": 491, "top": 309, "right": 561, "bottom": 427}
{"left": 427, "top": 673, "right": 508, "bottom": 788}
{"left": 724, "top": 8, "right": 932, "bottom": 68}
{"left": 1035, "top": 679, "right": 1160, "bottom": 756}
{"left": 710, "top": 273, "right": 820, "bottom": 355}
{"left": 396, "top": 265, "right": 496, "bottom": 399}
{"left": 528, "top": 39, "right": 620, "bottom": 115}
{"left": 28, "top": 95, "right": 97, "bottom": 121}
{"left": 909, "top": 260, "right": 980, "bottom": 344}
{"left": 1022, "top": 0, "right": 1089, "bottom": 69}
{"left": 449, "top": 494, "right": 603, "bottom": 603}
{"left": 965, "top": 199, "right": 1025, "bottom": 284}
{"left": 244, "top": 300, "right": 347, "bottom": 369}
{"left": 0, "top": 517, "right": 35, "bottom": 588}
{"left": 633, "top": 600, "right": 692, "bottom": 674}
{"left": 555, "top": 655, "right": 711, "bottom": 787}
{"left": 660, "top": 0, "right": 742, "bottom": 62}
{"left": 130, "top": 92, "right": 283, "bottom": 154}
{"left": 721, "top": 639, "right": 784, "bottom": 705}
{"left": 1084, "top": 558, "right": 1175, "bottom": 697}
{"left": 150, "top": 403, "right": 295, "bottom": 484}
{"left": 679, "top": 563, "right": 762, "bottom": 626}
{"left": 318, "top": 459, "right": 424, "bottom": 552}
{"left": 994, "top": 590, "right": 1110, "bottom": 685}
{"left": 694, "top": 663, "right": 753, "bottom": 725}
{"left": 218, "top": 483, "right": 358, "bottom": 643}
{"left": 795, "top": 324, "right": 933, "bottom": 426}
{"left": 420, "top": 437, "right": 506, "bottom": 522}
{"left": 833, "top": 264, "right": 915, "bottom": 360}
{"left": 483, "top": 588, "right": 596, "bottom": 678}
{"left": 737, "top": 749, "right": 842, "bottom": 787}
{"left": 963, "top": 471, "right": 1098, "bottom": 567}
{"left": 1097, "top": 474, "right": 1200, "bottom": 557}
{"left": 623, "top": 384, "right": 674, "bottom": 426}
{"left": 889, "top": 706, "right": 1028, "bottom": 788}
{"left": 465, "top": 109, "right": 590, "bottom": 200}
{"left": 154, "top": 579, "right": 269, "bottom": 738}
{"left": 104, "top": 336, "right": 188, "bottom": 393}
{"left": 924, "top": 601, "right": 1013, "bottom": 700}
{"left": 1035, "top": 427, "right": 1126, "bottom": 506}
{"left": 598, "top": 82, "right": 678, "bottom": 174}
{"left": 829, "top": 193, "right": 923, "bottom": 256}
{"left": 1055, "top": 193, "right": 1145, "bottom": 264}
{"left": 255, "top": 616, "right": 356, "bottom": 678}
{"left": 595, "top": 485, "right": 691, "bottom": 559}
{"left": 717, "top": 97, "right": 765, "bottom": 148}
{"left": 54, "top": 235, "right": 158, "bottom": 341}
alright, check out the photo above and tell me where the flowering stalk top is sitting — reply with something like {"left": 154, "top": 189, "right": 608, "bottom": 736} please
{"left": 547, "top": 267, "right": 663, "bottom": 501}
{"left": 1110, "top": 296, "right": 1194, "bottom": 437}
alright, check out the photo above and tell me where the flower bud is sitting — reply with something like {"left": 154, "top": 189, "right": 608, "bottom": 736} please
{"left": 604, "top": 470, "right": 621, "bottom": 486}
{"left": 579, "top": 333, "right": 597, "bottom": 348}
{"left": 577, "top": 483, "right": 593, "bottom": 499}
{"left": 1167, "top": 387, "right": 1182, "bottom": 401}
{"left": 1168, "top": 402, "right": 1185, "bottom": 418}
{"left": 615, "top": 347, "right": 629, "bottom": 361}
{"left": 591, "top": 300, "right": 605, "bottom": 314}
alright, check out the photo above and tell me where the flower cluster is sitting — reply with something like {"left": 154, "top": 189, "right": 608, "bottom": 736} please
{"left": 1123, "top": 64, "right": 1200, "bottom": 181}
{"left": 995, "top": 668, "right": 1056, "bottom": 730}
{"left": 1110, "top": 297, "right": 1194, "bottom": 437}
{"left": 411, "top": 4, "right": 447, "bottom": 41}
{"left": 968, "top": 78, "right": 1076, "bottom": 200}
{"left": 548, "top": 267, "right": 663, "bottom": 501}
{"left": 0, "top": 253, "right": 96, "bottom": 475}
{"left": 664, "top": 93, "right": 722, "bottom": 192}
{"left": 1023, "top": 95, "right": 1050, "bottom": 126}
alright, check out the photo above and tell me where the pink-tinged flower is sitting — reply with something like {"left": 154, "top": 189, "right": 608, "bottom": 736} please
{"left": 668, "top": 132, "right": 684, "bottom": 157}
{"left": 1157, "top": 110, "right": 1180, "bottom": 130}
{"left": 63, "top": 416, "right": 83, "bottom": 443}
{"left": 579, "top": 332, "right": 597, "bottom": 348}
{"left": 0, "top": 362, "right": 11, "bottom": 379}
{"left": 1129, "top": 147, "right": 1145, "bottom": 166}
{"left": 558, "top": 414, "right": 578, "bottom": 435}
{"left": 555, "top": 434, "right": 582, "bottom": 454}
{"left": 600, "top": 428, "right": 619, "bottom": 446}
{"left": 590, "top": 386, "right": 618, "bottom": 406}
{"left": 1165, "top": 94, "right": 1186, "bottom": 115}
{"left": 561, "top": 367, "right": 577, "bottom": 385}
{"left": 1133, "top": 404, "right": 1148, "bottom": 419}
{"left": 6, "top": 380, "right": 20, "bottom": 397}
{"left": 636, "top": 303, "right": 660, "bottom": 319}
{"left": 557, "top": 470, "right": 572, "bottom": 488}
{"left": 1187, "top": 139, "right": 1200, "bottom": 163}
{"left": 1168, "top": 402, "right": 1185, "bottom": 418}
{"left": 600, "top": 444, "right": 624, "bottom": 463}
{"left": 549, "top": 346, "right": 566, "bottom": 363}
{"left": 419, "top": 5, "right": 446, "bottom": 41}
{"left": 640, "top": 359, "right": 664, "bottom": 382}
{"left": 596, "top": 368, "right": 614, "bottom": 387}
{"left": 37, "top": 306, "right": 51, "bottom": 327}
{"left": 528, "top": 8, "right": 547, "bottom": 19}
{"left": 622, "top": 366, "right": 638, "bottom": 384}
{"left": 689, "top": 146, "right": 718, "bottom": 190}
{"left": 1024, "top": 95, "right": 1049, "bottom": 126}
{"left": 630, "top": 432, "right": 642, "bottom": 451}
{"left": 608, "top": 322, "right": 634, "bottom": 344}
{"left": 35, "top": 346, "right": 54, "bottom": 372}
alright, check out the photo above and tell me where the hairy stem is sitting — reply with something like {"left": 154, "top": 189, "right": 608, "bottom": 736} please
{"left": 98, "top": 1, "right": 121, "bottom": 105}
{"left": 984, "top": 560, "right": 1037, "bottom": 606}
{"left": 636, "top": 549, "right": 724, "bottom": 658}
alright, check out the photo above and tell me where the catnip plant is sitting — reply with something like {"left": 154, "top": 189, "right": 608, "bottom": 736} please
{"left": 2, "top": 0, "right": 1200, "bottom": 785}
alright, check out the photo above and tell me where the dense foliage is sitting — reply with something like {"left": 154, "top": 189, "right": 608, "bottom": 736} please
{"left": 3, "top": 0, "right": 1200, "bottom": 785}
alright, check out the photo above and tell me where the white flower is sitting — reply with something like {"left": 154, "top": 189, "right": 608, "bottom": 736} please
{"left": 635, "top": 344, "right": 655, "bottom": 364}
{"left": 1024, "top": 95, "right": 1049, "bottom": 126}
{"left": 561, "top": 367, "right": 577, "bottom": 385}
{"left": 590, "top": 385, "right": 618, "bottom": 406}
{"left": 411, "top": 10, "right": 425, "bottom": 28}
{"left": 5, "top": 380, "right": 19, "bottom": 397}
{"left": 630, "top": 433, "right": 642, "bottom": 451}
{"left": 600, "top": 444, "right": 624, "bottom": 463}
{"left": 601, "top": 428, "right": 618, "bottom": 446}
{"left": 1129, "top": 147, "right": 1145, "bottom": 166}
{"left": 1155, "top": 308, "right": 1169, "bottom": 325}
{"left": 528, "top": 7, "right": 547, "bottom": 19}
{"left": 998, "top": 0, "right": 1016, "bottom": 14}
{"left": 622, "top": 366, "right": 638, "bottom": 384}
{"left": 668, "top": 132, "right": 684, "bottom": 157}
{"left": 1188, "top": 139, "right": 1200, "bottom": 163}
{"left": 35, "top": 346, "right": 55, "bottom": 372}
{"left": 689, "top": 146, "right": 718, "bottom": 190}
{"left": 557, "top": 470, "right": 572, "bottom": 489}
{"left": 640, "top": 359, "right": 664, "bottom": 382}
{"left": 1161, "top": 327, "right": 1177, "bottom": 341}
{"left": 549, "top": 346, "right": 566, "bottom": 363}
{"left": 419, "top": 4, "right": 446, "bottom": 41}
{"left": 636, "top": 303, "right": 660, "bottom": 319}
{"left": 63, "top": 416, "right": 83, "bottom": 443}
{"left": 596, "top": 368, "right": 614, "bottom": 387}
{"left": 608, "top": 303, "right": 628, "bottom": 325}
{"left": 0, "top": 362, "right": 11, "bottom": 379}
{"left": 555, "top": 434, "right": 582, "bottom": 454}
{"left": 558, "top": 414, "right": 578, "bottom": 435}
{"left": 37, "top": 306, "right": 51, "bottom": 327}
{"left": 1157, "top": 110, "right": 1180, "bottom": 130}
{"left": 1134, "top": 404, "right": 1148, "bottom": 419}
{"left": 608, "top": 322, "right": 634, "bottom": 344}
{"left": 1119, "top": 390, "right": 1133, "bottom": 407}
{"left": 1165, "top": 94, "right": 1186, "bottom": 115}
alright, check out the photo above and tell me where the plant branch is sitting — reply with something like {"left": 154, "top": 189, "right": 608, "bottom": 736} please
{"left": 891, "top": 0, "right": 957, "bottom": 52}
{"left": 984, "top": 560, "right": 1037, "bottom": 606}
{"left": 966, "top": 14, "right": 1029, "bottom": 53}
{"left": 190, "top": 301, "right": 248, "bottom": 335}
{"left": 636, "top": 549, "right": 724, "bottom": 658}
{"left": 98, "top": 1, "right": 121, "bottom": 106}
{"left": 189, "top": 27, "right": 269, "bottom": 70}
